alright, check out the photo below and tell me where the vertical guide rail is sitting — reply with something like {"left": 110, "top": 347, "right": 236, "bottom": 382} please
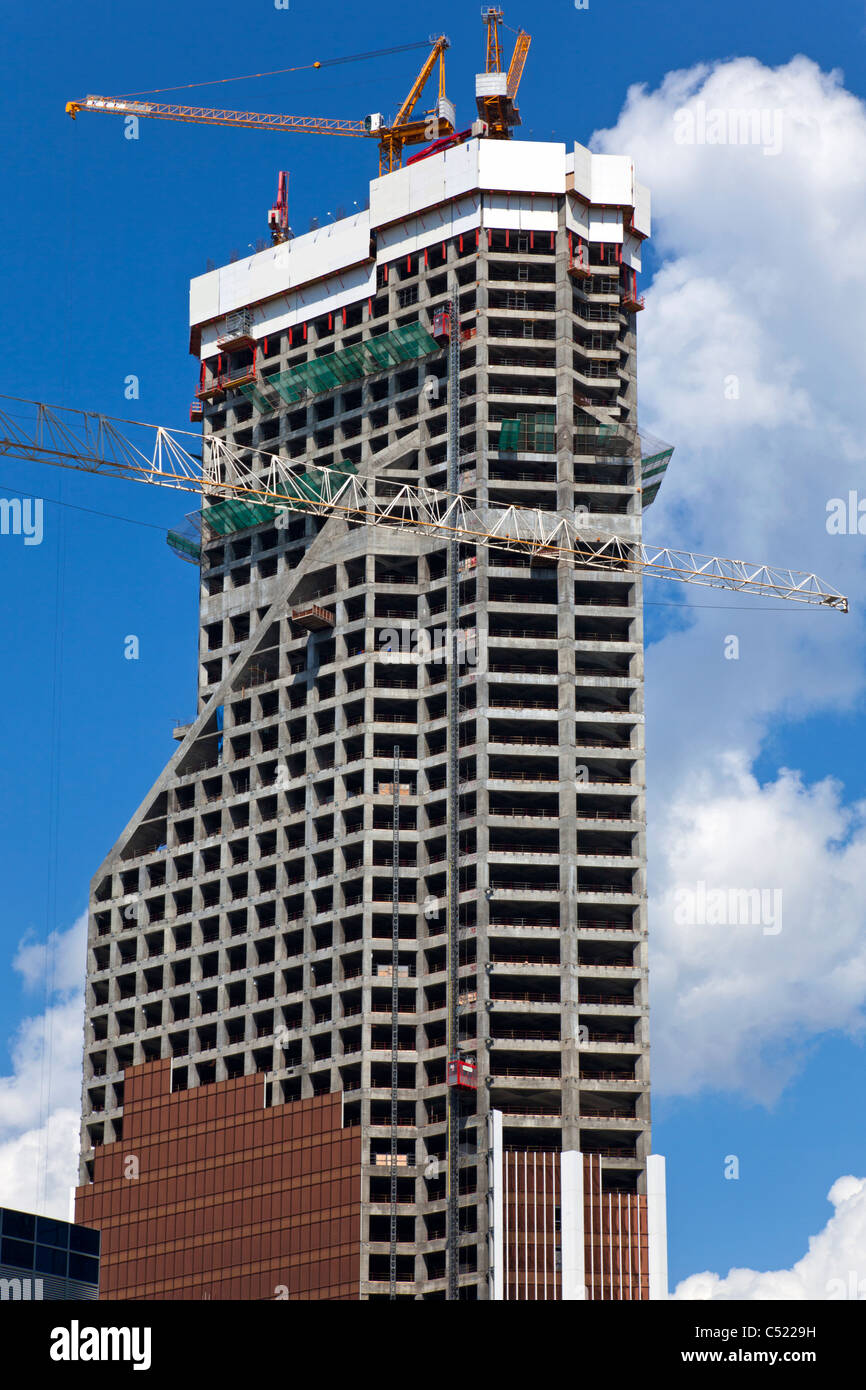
{"left": 389, "top": 747, "right": 401, "bottom": 1300}
{"left": 446, "top": 294, "right": 462, "bottom": 1301}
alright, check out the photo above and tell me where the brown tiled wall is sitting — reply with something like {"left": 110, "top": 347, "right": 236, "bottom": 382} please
{"left": 503, "top": 1150, "right": 562, "bottom": 1300}
{"left": 583, "top": 1154, "right": 648, "bottom": 1300}
{"left": 75, "top": 1060, "right": 361, "bottom": 1300}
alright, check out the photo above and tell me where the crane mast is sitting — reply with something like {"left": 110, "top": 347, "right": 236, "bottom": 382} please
{"left": 476, "top": 7, "right": 531, "bottom": 137}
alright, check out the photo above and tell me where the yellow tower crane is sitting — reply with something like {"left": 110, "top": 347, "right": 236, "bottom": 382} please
{"left": 66, "top": 19, "right": 535, "bottom": 173}
{"left": 67, "top": 36, "right": 454, "bottom": 176}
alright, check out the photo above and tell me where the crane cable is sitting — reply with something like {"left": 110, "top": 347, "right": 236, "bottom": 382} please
{"left": 115, "top": 41, "right": 435, "bottom": 99}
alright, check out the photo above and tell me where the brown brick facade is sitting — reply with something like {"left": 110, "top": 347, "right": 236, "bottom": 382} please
{"left": 503, "top": 1150, "right": 562, "bottom": 1300}
{"left": 583, "top": 1154, "right": 649, "bottom": 1300}
{"left": 75, "top": 1060, "right": 361, "bottom": 1300}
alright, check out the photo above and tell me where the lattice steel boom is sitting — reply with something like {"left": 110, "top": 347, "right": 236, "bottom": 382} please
{"left": 0, "top": 394, "right": 848, "bottom": 612}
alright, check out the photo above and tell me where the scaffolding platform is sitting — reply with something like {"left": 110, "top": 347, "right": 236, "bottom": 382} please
{"left": 217, "top": 309, "right": 255, "bottom": 353}
{"left": 291, "top": 603, "right": 335, "bottom": 631}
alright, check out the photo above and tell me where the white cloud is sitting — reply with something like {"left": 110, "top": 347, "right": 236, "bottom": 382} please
{"left": 649, "top": 758, "right": 866, "bottom": 1100}
{"left": 593, "top": 55, "right": 866, "bottom": 562}
{"left": 675, "top": 1175, "right": 866, "bottom": 1298}
{"left": 0, "top": 914, "right": 86, "bottom": 1218}
{"left": 590, "top": 56, "right": 866, "bottom": 1100}
{"left": 0, "top": 1112, "right": 81, "bottom": 1222}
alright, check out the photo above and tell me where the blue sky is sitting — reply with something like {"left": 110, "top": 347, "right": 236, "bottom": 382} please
{"left": 2, "top": 0, "right": 866, "bottom": 1292}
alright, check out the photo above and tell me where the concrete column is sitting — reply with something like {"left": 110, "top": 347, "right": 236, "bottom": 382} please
{"left": 560, "top": 1149, "right": 586, "bottom": 1300}
{"left": 647, "top": 1153, "right": 669, "bottom": 1300}
{"left": 487, "top": 1109, "right": 504, "bottom": 1300}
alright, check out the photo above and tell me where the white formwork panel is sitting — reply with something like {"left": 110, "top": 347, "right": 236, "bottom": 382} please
{"left": 441, "top": 138, "right": 482, "bottom": 202}
{"left": 565, "top": 193, "right": 590, "bottom": 239}
{"left": 370, "top": 139, "right": 481, "bottom": 228}
{"left": 198, "top": 324, "right": 224, "bottom": 357}
{"left": 215, "top": 244, "right": 292, "bottom": 319}
{"left": 370, "top": 145, "right": 477, "bottom": 230}
{"left": 449, "top": 191, "right": 484, "bottom": 240}
{"left": 376, "top": 193, "right": 482, "bottom": 263}
{"left": 591, "top": 153, "right": 635, "bottom": 208}
{"left": 622, "top": 231, "right": 643, "bottom": 272}
{"left": 633, "top": 180, "right": 651, "bottom": 238}
{"left": 482, "top": 192, "right": 557, "bottom": 231}
{"left": 407, "top": 153, "right": 448, "bottom": 216}
{"left": 571, "top": 141, "right": 593, "bottom": 202}
{"left": 198, "top": 325, "right": 224, "bottom": 357}
{"left": 189, "top": 268, "right": 221, "bottom": 329}
{"left": 487, "top": 1111, "right": 504, "bottom": 1302}
{"left": 481, "top": 191, "right": 522, "bottom": 230}
{"left": 588, "top": 206, "right": 624, "bottom": 243}
{"left": 284, "top": 213, "right": 372, "bottom": 291}
{"left": 279, "top": 262, "right": 376, "bottom": 324}
{"left": 191, "top": 215, "right": 372, "bottom": 333}
{"left": 376, "top": 214, "right": 428, "bottom": 261}
{"left": 369, "top": 162, "right": 415, "bottom": 229}
{"left": 478, "top": 138, "right": 566, "bottom": 194}
{"left": 198, "top": 263, "right": 377, "bottom": 356}
{"left": 519, "top": 195, "right": 558, "bottom": 231}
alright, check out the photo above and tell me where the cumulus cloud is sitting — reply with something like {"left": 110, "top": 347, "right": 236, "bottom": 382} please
{"left": 0, "top": 914, "right": 86, "bottom": 1218}
{"left": 675, "top": 1175, "right": 866, "bottom": 1298}
{"left": 590, "top": 56, "right": 866, "bottom": 1099}
{"left": 649, "top": 758, "right": 866, "bottom": 1100}
{"left": 593, "top": 54, "right": 866, "bottom": 563}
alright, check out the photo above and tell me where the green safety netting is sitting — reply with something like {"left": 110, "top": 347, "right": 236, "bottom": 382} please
{"left": 240, "top": 321, "right": 440, "bottom": 412}
{"left": 167, "top": 530, "right": 201, "bottom": 563}
{"left": 498, "top": 419, "right": 521, "bottom": 450}
{"left": 239, "top": 384, "right": 274, "bottom": 413}
{"left": 200, "top": 460, "right": 358, "bottom": 536}
{"left": 167, "top": 461, "right": 358, "bottom": 561}
{"left": 638, "top": 435, "right": 674, "bottom": 509}
{"left": 640, "top": 452, "right": 672, "bottom": 507}
{"left": 497, "top": 412, "right": 556, "bottom": 453}
{"left": 574, "top": 421, "right": 629, "bottom": 455}
{"left": 199, "top": 497, "right": 278, "bottom": 535}
{"left": 496, "top": 413, "right": 673, "bottom": 508}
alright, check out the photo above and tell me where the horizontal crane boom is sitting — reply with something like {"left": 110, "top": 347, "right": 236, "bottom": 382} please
{"left": 0, "top": 394, "right": 847, "bottom": 612}
{"left": 66, "top": 96, "right": 369, "bottom": 137}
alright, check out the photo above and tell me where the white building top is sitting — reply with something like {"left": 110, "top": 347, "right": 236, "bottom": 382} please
{"left": 189, "top": 138, "right": 650, "bottom": 357}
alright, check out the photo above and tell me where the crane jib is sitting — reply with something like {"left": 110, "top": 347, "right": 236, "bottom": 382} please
{"left": 0, "top": 393, "right": 848, "bottom": 613}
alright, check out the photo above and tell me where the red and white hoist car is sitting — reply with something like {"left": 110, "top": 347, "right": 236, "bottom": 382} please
{"left": 448, "top": 1056, "right": 477, "bottom": 1091}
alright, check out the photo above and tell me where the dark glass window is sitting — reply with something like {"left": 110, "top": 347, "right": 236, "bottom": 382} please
{"left": 1, "top": 1209, "right": 35, "bottom": 1240}
{"left": 69, "top": 1225, "right": 100, "bottom": 1256}
{"left": 68, "top": 1252, "right": 100, "bottom": 1285}
{"left": 34, "top": 1244, "right": 67, "bottom": 1276}
{"left": 1, "top": 1237, "right": 34, "bottom": 1270}
{"left": 36, "top": 1217, "right": 69, "bottom": 1249}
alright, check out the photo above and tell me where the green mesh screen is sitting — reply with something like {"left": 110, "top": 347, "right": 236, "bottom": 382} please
{"left": 167, "top": 530, "right": 202, "bottom": 562}
{"left": 243, "top": 322, "right": 440, "bottom": 413}
{"left": 498, "top": 412, "right": 556, "bottom": 453}
{"left": 498, "top": 419, "right": 521, "bottom": 450}
{"left": 640, "top": 443, "right": 673, "bottom": 509}
{"left": 197, "top": 460, "right": 358, "bottom": 537}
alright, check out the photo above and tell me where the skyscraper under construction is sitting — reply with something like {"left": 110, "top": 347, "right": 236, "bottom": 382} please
{"left": 75, "top": 127, "right": 669, "bottom": 1300}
